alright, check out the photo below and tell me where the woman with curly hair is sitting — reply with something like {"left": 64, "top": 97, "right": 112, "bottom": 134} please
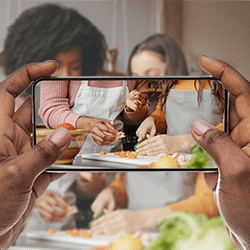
{"left": 3, "top": 3, "right": 149, "bottom": 238}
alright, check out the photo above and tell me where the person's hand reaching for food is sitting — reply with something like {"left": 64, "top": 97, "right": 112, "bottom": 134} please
{"left": 91, "top": 187, "right": 116, "bottom": 218}
{"left": 76, "top": 117, "right": 120, "bottom": 146}
{"left": 77, "top": 173, "right": 107, "bottom": 196}
{"left": 136, "top": 134, "right": 194, "bottom": 156}
{"left": 91, "top": 209, "right": 145, "bottom": 236}
{"left": 136, "top": 116, "right": 157, "bottom": 141}
{"left": 35, "top": 191, "right": 76, "bottom": 223}
{"left": 190, "top": 55, "right": 250, "bottom": 250}
{"left": 0, "top": 61, "right": 72, "bottom": 249}
{"left": 125, "top": 89, "right": 147, "bottom": 112}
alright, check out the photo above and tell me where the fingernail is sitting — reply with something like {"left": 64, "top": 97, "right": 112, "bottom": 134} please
{"left": 48, "top": 128, "right": 71, "bottom": 147}
{"left": 200, "top": 54, "right": 214, "bottom": 62}
{"left": 191, "top": 119, "right": 215, "bottom": 136}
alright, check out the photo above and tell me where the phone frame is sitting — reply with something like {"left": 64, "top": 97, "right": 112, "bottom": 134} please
{"left": 32, "top": 76, "right": 228, "bottom": 172}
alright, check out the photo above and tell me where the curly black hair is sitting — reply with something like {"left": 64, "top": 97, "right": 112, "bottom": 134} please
{"left": 3, "top": 3, "right": 106, "bottom": 77}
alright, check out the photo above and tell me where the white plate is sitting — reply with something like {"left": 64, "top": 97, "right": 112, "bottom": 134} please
{"left": 25, "top": 231, "right": 118, "bottom": 247}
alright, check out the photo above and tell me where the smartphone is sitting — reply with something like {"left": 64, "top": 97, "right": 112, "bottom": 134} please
{"left": 32, "top": 76, "right": 228, "bottom": 172}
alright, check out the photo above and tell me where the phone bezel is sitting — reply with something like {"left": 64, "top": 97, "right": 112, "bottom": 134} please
{"left": 32, "top": 76, "right": 228, "bottom": 172}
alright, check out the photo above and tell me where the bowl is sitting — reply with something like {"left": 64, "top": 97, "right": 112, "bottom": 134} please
{"left": 36, "top": 128, "right": 90, "bottom": 164}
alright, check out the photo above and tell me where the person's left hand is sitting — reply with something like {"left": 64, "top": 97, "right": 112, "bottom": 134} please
{"left": 136, "top": 134, "right": 194, "bottom": 156}
{"left": 91, "top": 209, "right": 144, "bottom": 236}
{"left": 126, "top": 89, "right": 147, "bottom": 112}
{"left": 0, "top": 61, "right": 72, "bottom": 249}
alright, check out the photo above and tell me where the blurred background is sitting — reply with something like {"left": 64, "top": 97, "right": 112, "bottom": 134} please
{"left": 0, "top": 0, "right": 249, "bottom": 80}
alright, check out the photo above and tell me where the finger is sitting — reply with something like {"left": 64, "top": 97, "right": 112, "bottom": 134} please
{"left": 199, "top": 55, "right": 250, "bottom": 98}
{"left": 203, "top": 172, "right": 219, "bottom": 191}
{"left": 0, "top": 61, "right": 57, "bottom": 117}
{"left": 136, "top": 136, "right": 157, "bottom": 149}
{"left": 103, "top": 121, "right": 118, "bottom": 135}
{"left": 91, "top": 133, "right": 116, "bottom": 146}
{"left": 53, "top": 193, "right": 70, "bottom": 209}
{"left": 108, "top": 200, "right": 115, "bottom": 212}
{"left": 93, "top": 123, "right": 118, "bottom": 137}
{"left": 13, "top": 97, "right": 32, "bottom": 135}
{"left": 9, "top": 128, "right": 71, "bottom": 193}
{"left": 191, "top": 119, "right": 250, "bottom": 180}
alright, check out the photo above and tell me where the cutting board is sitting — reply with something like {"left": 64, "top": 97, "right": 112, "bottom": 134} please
{"left": 81, "top": 152, "right": 158, "bottom": 168}
{"left": 25, "top": 231, "right": 117, "bottom": 247}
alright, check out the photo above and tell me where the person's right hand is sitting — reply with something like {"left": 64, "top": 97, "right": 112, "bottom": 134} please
{"left": 35, "top": 191, "right": 71, "bottom": 223}
{"left": 76, "top": 117, "right": 118, "bottom": 146}
{"left": 91, "top": 187, "right": 116, "bottom": 218}
{"left": 190, "top": 55, "right": 250, "bottom": 250}
{"left": 136, "top": 116, "right": 157, "bottom": 141}
{"left": 0, "top": 61, "right": 72, "bottom": 249}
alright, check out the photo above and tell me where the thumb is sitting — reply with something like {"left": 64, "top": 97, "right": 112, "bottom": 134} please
{"left": 191, "top": 119, "right": 250, "bottom": 188}
{"left": 17, "top": 128, "right": 71, "bottom": 181}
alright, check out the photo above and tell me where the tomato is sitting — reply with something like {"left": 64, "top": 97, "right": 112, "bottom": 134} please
{"left": 55, "top": 123, "right": 76, "bottom": 131}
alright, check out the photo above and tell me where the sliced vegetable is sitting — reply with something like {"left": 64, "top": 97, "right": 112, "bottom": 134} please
{"left": 134, "top": 136, "right": 147, "bottom": 151}
{"left": 89, "top": 211, "right": 105, "bottom": 228}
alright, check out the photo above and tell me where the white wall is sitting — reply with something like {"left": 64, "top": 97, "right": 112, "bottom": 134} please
{"left": 0, "top": 0, "right": 161, "bottom": 77}
{"left": 182, "top": 1, "right": 250, "bottom": 80}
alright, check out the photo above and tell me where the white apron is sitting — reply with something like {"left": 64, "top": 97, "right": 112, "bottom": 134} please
{"left": 71, "top": 80, "right": 129, "bottom": 154}
{"left": 127, "top": 89, "right": 222, "bottom": 212}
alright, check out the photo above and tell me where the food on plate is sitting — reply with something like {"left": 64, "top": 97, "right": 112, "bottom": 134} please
{"left": 89, "top": 211, "right": 105, "bottom": 228}
{"left": 145, "top": 212, "right": 234, "bottom": 250}
{"left": 100, "top": 151, "right": 107, "bottom": 155}
{"left": 134, "top": 136, "right": 147, "bottom": 151}
{"left": 112, "top": 234, "right": 144, "bottom": 250}
{"left": 114, "top": 151, "right": 120, "bottom": 155}
{"left": 154, "top": 155, "right": 181, "bottom": 168}
{"left": 48, "top": 229, "right": 56, "bottom": 234}
{"left": 64, "top": 228, "right": 93, "bottom": 238}
{"left": 79, "top": 229, "right": 92, "bottom": 238}
{"left": 183, "top": 143, "right": 212, "bottom": 169}
{"left": 55, "top": 123, "right": 76, "bottom": 130}
{"left": 119, "top": 151, "right": 127, "bottom": 158}
{"left": 128, "top": 153, "right": 137, "bottom": 159}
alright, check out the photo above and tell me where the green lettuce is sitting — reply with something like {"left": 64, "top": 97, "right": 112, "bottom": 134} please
{"left": 145, "top": 212, "right": 235, "bottom": 250}
{"left": 182, "top": 143, "right": 213, "bottom": 169}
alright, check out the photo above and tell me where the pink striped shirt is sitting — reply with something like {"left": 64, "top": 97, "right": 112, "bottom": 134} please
{"left": 38, "top": 80, "right": 149, "bottom": 128}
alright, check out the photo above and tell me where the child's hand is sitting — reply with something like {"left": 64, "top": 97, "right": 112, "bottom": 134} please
{"left": 126, "top": 90, "right": 147, "bottom": 112}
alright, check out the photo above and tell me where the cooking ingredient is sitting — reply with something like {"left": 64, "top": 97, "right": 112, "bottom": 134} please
{"left": 112, "top": 234, "right": 144, "bottom": 250}
{"left": 183, "top": 143, "right": 212, "bottom": 169}
{"left": 64, "top": 228, "right": 92, "bottom": 238}
{"left": 128, "top": 153, "right": 137, "bottom": 159}
{"left": 48, "top": 229, "right": 56, "bottom": 234}
{"left": 119, "top": 151, "right": 127, "bottom": 158}
{"left": 89, "top": 211, "right": 105, "bottom": 228}
{"left": 100, "top": 151, "right": 107, "bottom": 155}
{"left": 80, "top": 229, "right": 92, "bottom": 238}
{"left": 145, "top": 212, "right": 235, "bottom": 250}
{"left": 55, "top": 123, "right": 76, "bottom": 130}
{"left": 154, "top": 156, "right": 181, "bottom": 168}
{"left": 134, "top": 136, "right": 147, "bottom": 151}
{"left": 114, "top": 152, "right": 120, "bottom": 155}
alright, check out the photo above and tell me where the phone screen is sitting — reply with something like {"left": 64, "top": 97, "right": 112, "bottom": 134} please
{"left": 32, "top": 76, "right": 228, "bottom": 171}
